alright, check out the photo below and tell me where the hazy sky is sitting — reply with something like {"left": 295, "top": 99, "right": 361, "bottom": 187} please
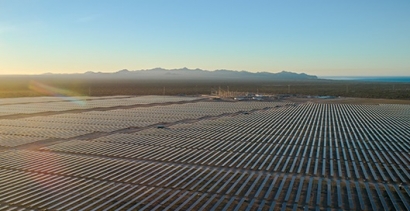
{"left": 1, "top": 0, "right": 409, "bottom": 76}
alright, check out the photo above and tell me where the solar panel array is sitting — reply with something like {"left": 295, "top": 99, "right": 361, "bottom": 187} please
{"left": 0, "top": 96, "right": 409, "bottom": 211}
{"left": 0, "top": 101, "right": 278, "bottom": 148}
{"left": 0, "top": 96, "right": 130, "bottom": 105}
{"left": 0, "top": 95, "right": 200, "bottom": 116}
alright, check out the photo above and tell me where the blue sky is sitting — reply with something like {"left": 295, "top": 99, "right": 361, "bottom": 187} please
{"left": 1, "top": 0, "right": 409, "bottom": 76}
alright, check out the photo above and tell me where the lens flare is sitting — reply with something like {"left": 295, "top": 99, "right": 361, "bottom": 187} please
{"left": 28, "top": 81, "right": 86, "bottom": 106}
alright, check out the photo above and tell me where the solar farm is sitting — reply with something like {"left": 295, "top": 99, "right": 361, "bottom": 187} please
{"left": 0, "top": 95, "right": 409, "bottom": 211}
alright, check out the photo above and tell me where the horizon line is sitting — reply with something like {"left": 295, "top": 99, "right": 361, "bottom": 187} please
{"left": 1, "top": 67, "right": 410, "bottom": 77}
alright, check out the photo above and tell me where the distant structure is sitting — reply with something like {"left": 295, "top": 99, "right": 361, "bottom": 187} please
{"left": 317, "top": 96, "right": 336, "bottom": 99}
{"left": 211, "top": 86, "right": 236, "bottom": 98}
{"left": 211, "top": 86, "right": 274, "bottom": 101}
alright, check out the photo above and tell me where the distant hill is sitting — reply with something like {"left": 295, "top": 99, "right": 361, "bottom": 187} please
{"left": 66, "top": 68, "right": 318, "bottom": 81}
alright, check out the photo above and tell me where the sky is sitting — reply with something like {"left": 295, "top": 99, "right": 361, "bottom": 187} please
{"left": 1, "top": 0, "right": 409, "bottom": 76}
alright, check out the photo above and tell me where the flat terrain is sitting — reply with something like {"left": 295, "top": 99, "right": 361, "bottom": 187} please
{"left": 0, "top": 96, "right": 409, "bottom": 210}
{"left": 1, "top": 76, "right": 410, "bottom": 100}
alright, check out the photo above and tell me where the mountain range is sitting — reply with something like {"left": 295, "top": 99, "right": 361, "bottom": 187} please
{"left": 74, "top": 68, "right": 318, "bottom": 81}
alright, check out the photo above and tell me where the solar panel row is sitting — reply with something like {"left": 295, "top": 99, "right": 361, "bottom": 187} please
{"left": 0, "top": 95, "right": 200, "bottom": 116}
